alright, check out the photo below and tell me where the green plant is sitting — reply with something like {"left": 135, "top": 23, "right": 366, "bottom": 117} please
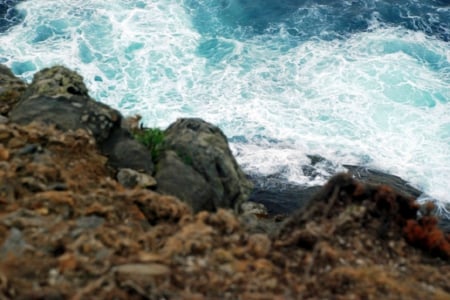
{"left": 134, "top": 128, "right": 165, "bottom": 162}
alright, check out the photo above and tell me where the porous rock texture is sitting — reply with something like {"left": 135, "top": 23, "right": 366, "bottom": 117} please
{"left": 8, "top": 65, "right": 154, "bottom": 174}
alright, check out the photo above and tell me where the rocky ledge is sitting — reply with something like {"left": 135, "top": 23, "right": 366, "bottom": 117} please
{"left": 0, "top": 65, "right": 449, "bottom": 299}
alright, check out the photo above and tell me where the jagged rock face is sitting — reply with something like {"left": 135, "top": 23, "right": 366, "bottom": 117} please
{"left": 0, "top": 64, "right": 27, "bottom": 115}
{"left": 9, "top": 66, "right": 119, "bottom": 143}
{"left": 7, "top": 65, "right": 154, "bottom": 174}
{"left": 19, "top": 65, "right": 89, "bottom": 100}
{"left": 155, "top": 118, "right": 253, "bottom": 213}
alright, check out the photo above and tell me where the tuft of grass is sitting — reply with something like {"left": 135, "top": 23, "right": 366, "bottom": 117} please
{"left": 134, "top": 128, "right": 165, "bottom": 162}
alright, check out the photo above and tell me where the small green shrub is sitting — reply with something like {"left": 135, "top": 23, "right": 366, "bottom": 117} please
{"left": 134, "top": 128, "right": 165, "bottom": 162}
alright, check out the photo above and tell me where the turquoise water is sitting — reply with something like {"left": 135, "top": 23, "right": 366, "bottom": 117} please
{"left": 0, "top": 0, "right": 449, "bottom": 208}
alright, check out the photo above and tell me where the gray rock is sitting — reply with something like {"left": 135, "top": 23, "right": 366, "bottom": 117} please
{"left": 8, "top": 66, "right": 154, "bottom": 174}
{"left": 0, "top": 115, "right": 8, "bottom": 124}
{"left": 155, "top": 118, "right": 253, "bottom": 212}
{"left": 100, "top": 127, "right": 154, "bottom": 174}
{"left": 0, "top": 228, "right": 27, "bottom": 259}
{"left": 344, "top": 165, "right": 422, "bottom": 199}
{"left": 0, "top": 64, "right": 27, "bottom": 115}
{"left": 155, "top": 150, "right": 215, "bottom": 212}
{"left": 10, "top": 66, "right": 120, "bottom": 143}
{"left": 117, "top": 168, "right": 157, "bottom": 189}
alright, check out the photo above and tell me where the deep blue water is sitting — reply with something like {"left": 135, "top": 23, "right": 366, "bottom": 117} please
{"left": 0, "top": 0, "right": 24, "bottom": 33}
{"left": 187, "top": 0, "right": 450, "bottom": 41}
{"left": 0, "top": 0, "right": 449, "bottom": 211}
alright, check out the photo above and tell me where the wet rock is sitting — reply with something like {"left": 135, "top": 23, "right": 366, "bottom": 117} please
{"left": 155, "top": 118, "right": 253, "bottom": 212}
{"left": 344, "top": 164, "right": 422, "bottom": 199}
{"left": 117, "top": 168, "right": 157, "bottom": 189}
{"left": 0, "top": 64, "right": 27, "bottom": 115}
{"left": 249, "top": 174, "right": 321, "bottom": 215}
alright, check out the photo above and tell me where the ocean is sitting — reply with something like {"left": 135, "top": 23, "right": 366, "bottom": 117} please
{"left": 0, "top": 0, "right": 449, "bottom": 210}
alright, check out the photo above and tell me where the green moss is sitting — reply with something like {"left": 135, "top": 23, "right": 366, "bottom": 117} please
{"left": 133, "top": 128, "right": 165, "bottom": 162}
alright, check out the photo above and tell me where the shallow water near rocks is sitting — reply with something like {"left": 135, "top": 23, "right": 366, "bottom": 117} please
{"left": 0, "top": 0, "right": 449, "bottom": 211}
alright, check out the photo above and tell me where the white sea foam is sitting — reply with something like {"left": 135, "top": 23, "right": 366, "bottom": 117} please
{"left": 0, "top": 0, "right": 449, "bottom": 207}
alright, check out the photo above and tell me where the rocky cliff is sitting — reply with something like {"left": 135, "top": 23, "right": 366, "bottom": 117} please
{"left": 0, "top": 65, "right": 448, "bottom": 299}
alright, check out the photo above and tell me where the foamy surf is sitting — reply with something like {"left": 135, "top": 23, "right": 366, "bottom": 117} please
{"left": 0, "top": 0, "right": 449, "bottom": 212}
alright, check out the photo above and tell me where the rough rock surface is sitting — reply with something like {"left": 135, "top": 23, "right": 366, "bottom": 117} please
{"left": 117, "top": 168, "right": 157, "bottom": 189}
{"left": 0, "top": 65, "right": 449, "bottom": 299}
{"left": 155, "top": 118, "right": 253, "bottom": 212}
{"left": 6, "top": 65, "right": 153, "bottom": 173}
{"left": 0, "top": 122, "right": 449, "bottom": 299}
{"left": 0, "top": 64, "right": 27, "bottom": 115}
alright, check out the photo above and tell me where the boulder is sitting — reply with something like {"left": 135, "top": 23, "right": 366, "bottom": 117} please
{"left": 9, "top": 65, "right": 153, "bottom": 173}
{"left": 0, "top": 64, "right": 27, "bottom": 115}
{"left": 155, "top": 150, "right": 215, "bottom": 212}
{"left": 10, "top": 66, "right": 119, "bottom": 142}
{"left": 155, "top": 118, "right": 253, "bottom": 212}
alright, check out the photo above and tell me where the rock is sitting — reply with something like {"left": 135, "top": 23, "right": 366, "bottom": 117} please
{"left": 0, "top": 115, "right": 7, "bottom": 124}
{"left": 155, "top": 118, "right": 253, "bottom": 212}
{"left": 155, "top": 150, "right": 215, "bottom": 212}
{"left": 100, "top": 127, "right": 154, "bottom": 174}
{"left": 10, "top": 66, "right": 120, "bottom": 143}
{"left": 121, "top": 114, "right": 142, "bottom": 133}
{"left": 0, "top": 228, "right": 27, "bottom": 259}
{"left": 249, "top": 174, "right": 321, "bottom": 215}
{"left": 344, "top": 165, "right": 422, "bottom": 199}
{"left": 246, "top": 233, "right": 271, "bottom": 258}
{"left": 0, "top": 64, "right": 27, "bottom": 115}
{"left": 241, "top": 201, "right": 268, "bottom": 217}
{"left": 114, "top": 263, "right": 170, "bottom": 278}
{"left": 117, "top": 168, "right": 157, "bottom": 189}
{"left": 8, "top": 66, "right": 154, "bottom": 174}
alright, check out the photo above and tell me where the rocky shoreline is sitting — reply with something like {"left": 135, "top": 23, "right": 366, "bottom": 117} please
{"left": 0, "top": 65, "right": 449, "bottom": 299}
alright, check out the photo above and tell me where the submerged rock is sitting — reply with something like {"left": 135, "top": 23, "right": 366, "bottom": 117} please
{"left": 155, "top": 118, "right": 253, "bottom": 212}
